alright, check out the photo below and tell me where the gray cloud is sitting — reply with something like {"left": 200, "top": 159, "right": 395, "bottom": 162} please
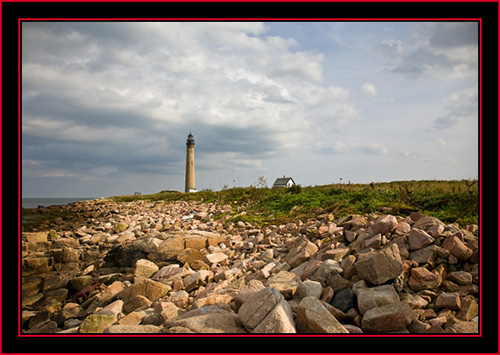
{"left": 21, "top": 21, "right": 479, "bottom": 197}
{"left": 376, "top": 22, "right": 478, "bottom": 80}
{"left": 23, "top": 22, "right": 361, "bottom": 194}
{"left": 432, "top": 86, "right": 478, "bottom": 130}
{"left": 413, "top": 22, "right": 478, "bottom": 49}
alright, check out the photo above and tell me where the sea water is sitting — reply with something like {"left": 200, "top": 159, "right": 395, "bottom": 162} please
{"left": 21, "top": 197, "right": 98, "bottom": 209}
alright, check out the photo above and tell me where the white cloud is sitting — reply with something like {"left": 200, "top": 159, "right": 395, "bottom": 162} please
{"left": 437, "top": 138, "right": 447, "bottom": 146}
{"left": 362, "top": 82, "right": 377, "bottom": 96}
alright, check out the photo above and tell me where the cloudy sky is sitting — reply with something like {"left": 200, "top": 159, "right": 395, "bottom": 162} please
{"left": 21, "top": 21, "right": 479, "bottom": 197}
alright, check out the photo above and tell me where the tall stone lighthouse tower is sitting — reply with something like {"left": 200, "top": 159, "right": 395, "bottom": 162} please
{"left": 185, "top": 133, "right": 196, "bottom": 192}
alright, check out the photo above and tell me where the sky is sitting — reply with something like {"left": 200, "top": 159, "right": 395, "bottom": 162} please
{"left": 21, "top": 21, "right": 479, "bottom": 197}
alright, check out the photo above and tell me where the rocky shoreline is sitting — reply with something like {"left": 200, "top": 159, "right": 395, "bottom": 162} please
{"left": 21, "top": 198, "right": 479, "bottom": 334}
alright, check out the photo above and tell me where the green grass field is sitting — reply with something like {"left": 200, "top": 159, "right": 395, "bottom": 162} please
{"left": 111, "top": 179, "right": 479, "bottom": 227}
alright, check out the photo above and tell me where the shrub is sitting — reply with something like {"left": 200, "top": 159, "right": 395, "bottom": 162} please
{"left": 288, "top": 184, "right": 302, "bottom": 194}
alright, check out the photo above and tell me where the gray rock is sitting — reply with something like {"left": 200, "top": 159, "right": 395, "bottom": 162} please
{"left": 412, "top": 216, "right": 444, "bottom": 231}
{"left": 331, "top": 288, "right": 356, "bottom": 313}
{"left": 311, "top": 259, "right": 343, "bottom": 282}
{"left": 409, "top": 245, "right": 438, "bottom": 264}
{"left": 296, "top": 280, "right": 323, "bottom": 300}
{"left": 408, "top": 229, "right": 435, "bottom": 250}
{"left": 25, "top": 319, "right": 58, "bottom": 334}
{"left": 296, "top": 296, "right": 349, "bottom": 333}
{"left": 355, "top": 284, "right": 399, "bottom": 315}
{"left": 238, "top": 287, "right": 296, "bottom": 333}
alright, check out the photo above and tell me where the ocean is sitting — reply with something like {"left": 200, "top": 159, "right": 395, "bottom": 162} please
{"left": 21, "top": 197, "right": 98, "bottom": 209}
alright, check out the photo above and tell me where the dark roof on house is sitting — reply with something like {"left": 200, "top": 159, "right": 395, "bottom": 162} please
{"left": 272, "top": 177, "right": 295, "bottom": 187}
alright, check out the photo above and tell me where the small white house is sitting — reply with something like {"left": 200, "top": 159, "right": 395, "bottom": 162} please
{"left": 272, "top": 176, "right": 296, "bottom": 188}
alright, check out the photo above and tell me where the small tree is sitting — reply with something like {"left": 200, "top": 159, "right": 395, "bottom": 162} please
{"left": 254, "top": 176, "right": 268, "bottom": 189}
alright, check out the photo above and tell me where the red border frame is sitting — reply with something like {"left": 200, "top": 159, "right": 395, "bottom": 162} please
{"left": 15, "top": 14, "right": 485, "bottom": 350}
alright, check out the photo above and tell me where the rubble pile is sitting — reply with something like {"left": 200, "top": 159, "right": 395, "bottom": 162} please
{"left": 21, "top": 198, "right": 479, "bottom": 334}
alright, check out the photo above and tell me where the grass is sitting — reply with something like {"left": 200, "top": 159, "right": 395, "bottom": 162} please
{"left": 109, "top": 179, "right": 479, "bottom": 228}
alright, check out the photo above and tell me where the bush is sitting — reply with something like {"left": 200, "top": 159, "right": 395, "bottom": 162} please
{"left": 288, "top": 184, "right": 302, "bottom": 194}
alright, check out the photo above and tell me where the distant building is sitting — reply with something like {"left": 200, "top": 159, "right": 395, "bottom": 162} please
{"left": 272, "top": 176, "right": 296, "bottom": 188}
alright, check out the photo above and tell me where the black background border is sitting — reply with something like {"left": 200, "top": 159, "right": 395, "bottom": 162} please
{"left": 4, "top": 1, "right": 498, "bottom": 353}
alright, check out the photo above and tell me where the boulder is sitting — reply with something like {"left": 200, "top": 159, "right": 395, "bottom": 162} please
{"left": 177, "top": 249, "right": 207, "bottom": 265}
{"left": 24, "top": 232, "right": 49, "bottom": 251}
{"left": 163, "top": 304, "right": 246, "bottom": 333}
{"left": 284, "top": 237, "right": 318, "bottom": 268}
{"left": 296, "top": 296, "right": 349, "bottom": 333}
{"left": 119, "top": 279, "right": 171, "bottom": 305}
{"left": 354, "top": 244, "right": 403, "bottom": 285}
{"left": 444, "top": 321, "right": 479, "bottom": 333}
{"left": 296, "top": 280, "right": 323, "bottom": 300}
{"left": 56, "top": 303, "right": 85, "bottom": 325}
{"left": 95, "top": 299, "right": 124, "bottom": 317}
{"left": 367, "top": 215, "right": 397, "bottom": 236}
{"left": 409, "top": 245, "right": 439, "bottom": 265}
{"left": 234, "top": 280, "right": 266, "bottom": 310}
{"left": 152, "top": 264, "right": 193, "bottom": 282}
{"left": 412, "top": 216, "right": 444, "bottom": 231}
{"left": 26, "top": 319, "right": 58, "bottom": 334}
{"left": 105, "top": 324, "right": 161, "bottom": 333}
{"left": 134, "top": 259, "right": 159, "bottom": 279}
{"left": 408, "top": 229, "right": 435, "bottom": 250}
{"left": 310, "top": 260, "right": 342, "bottom": 283}
{"left": 456, "top": 296, "right": 478, "bottom": 321}
{"left": 183, "top": 270, "right": 213, "bottom": 292}
{"left": 435, "top": 292, "right": 461, "bottom": 310}
{"left": 155, "top": 236, "right": 186, "bottom": 259}
{"left": 204, "top": 252, "right": 228, "bottom": 265}
{"left": 265, "top": 271, "right": 300, "bottom": 299}
{"left": 408, "top": 267, "right": 440, "bottom": 291}
{"left": 67, "top": 275, "right": 93, "bottom": 292}
{"left": 448, "top": 271, "right": 473, "bottom": 286}
{"left": 183, "top": 235, "right": 207, "bottom": 250}
{"left": 321, "top": 247, "right": 350, "bottom": 262}
{"left": 441, "top": 236, "right": 473, "bottom": 261}
{"left": 238, "top": 287, "right": 296, "bottom": 333}
{"left": 355, "top": 284, "right": 400, "bottom": 315}
{"left": 23, "top": 257, "right": 53, "bottom": 275}
{"left": 79, "top": 314, "right": 117, "bottom": 333}
{"left": 116, "top": 311, "right": 146, "bottom": 325}
{"left": 361, "top": 301, "right": 415, "bottom": 333}
{"left": 330, "top": 288, "right": 356, "bottom": 313}
{"left": 165, "top": 290, "right": 190, "bottom": 308}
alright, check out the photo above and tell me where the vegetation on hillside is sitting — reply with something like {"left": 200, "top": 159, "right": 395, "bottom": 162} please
{"left": 111, "top": 179, "right": 479, "bottom": 227}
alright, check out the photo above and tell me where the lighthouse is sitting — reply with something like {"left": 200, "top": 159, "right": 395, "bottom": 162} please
{"left": 185, "top": 133, "right": 196, "bottom": 193}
